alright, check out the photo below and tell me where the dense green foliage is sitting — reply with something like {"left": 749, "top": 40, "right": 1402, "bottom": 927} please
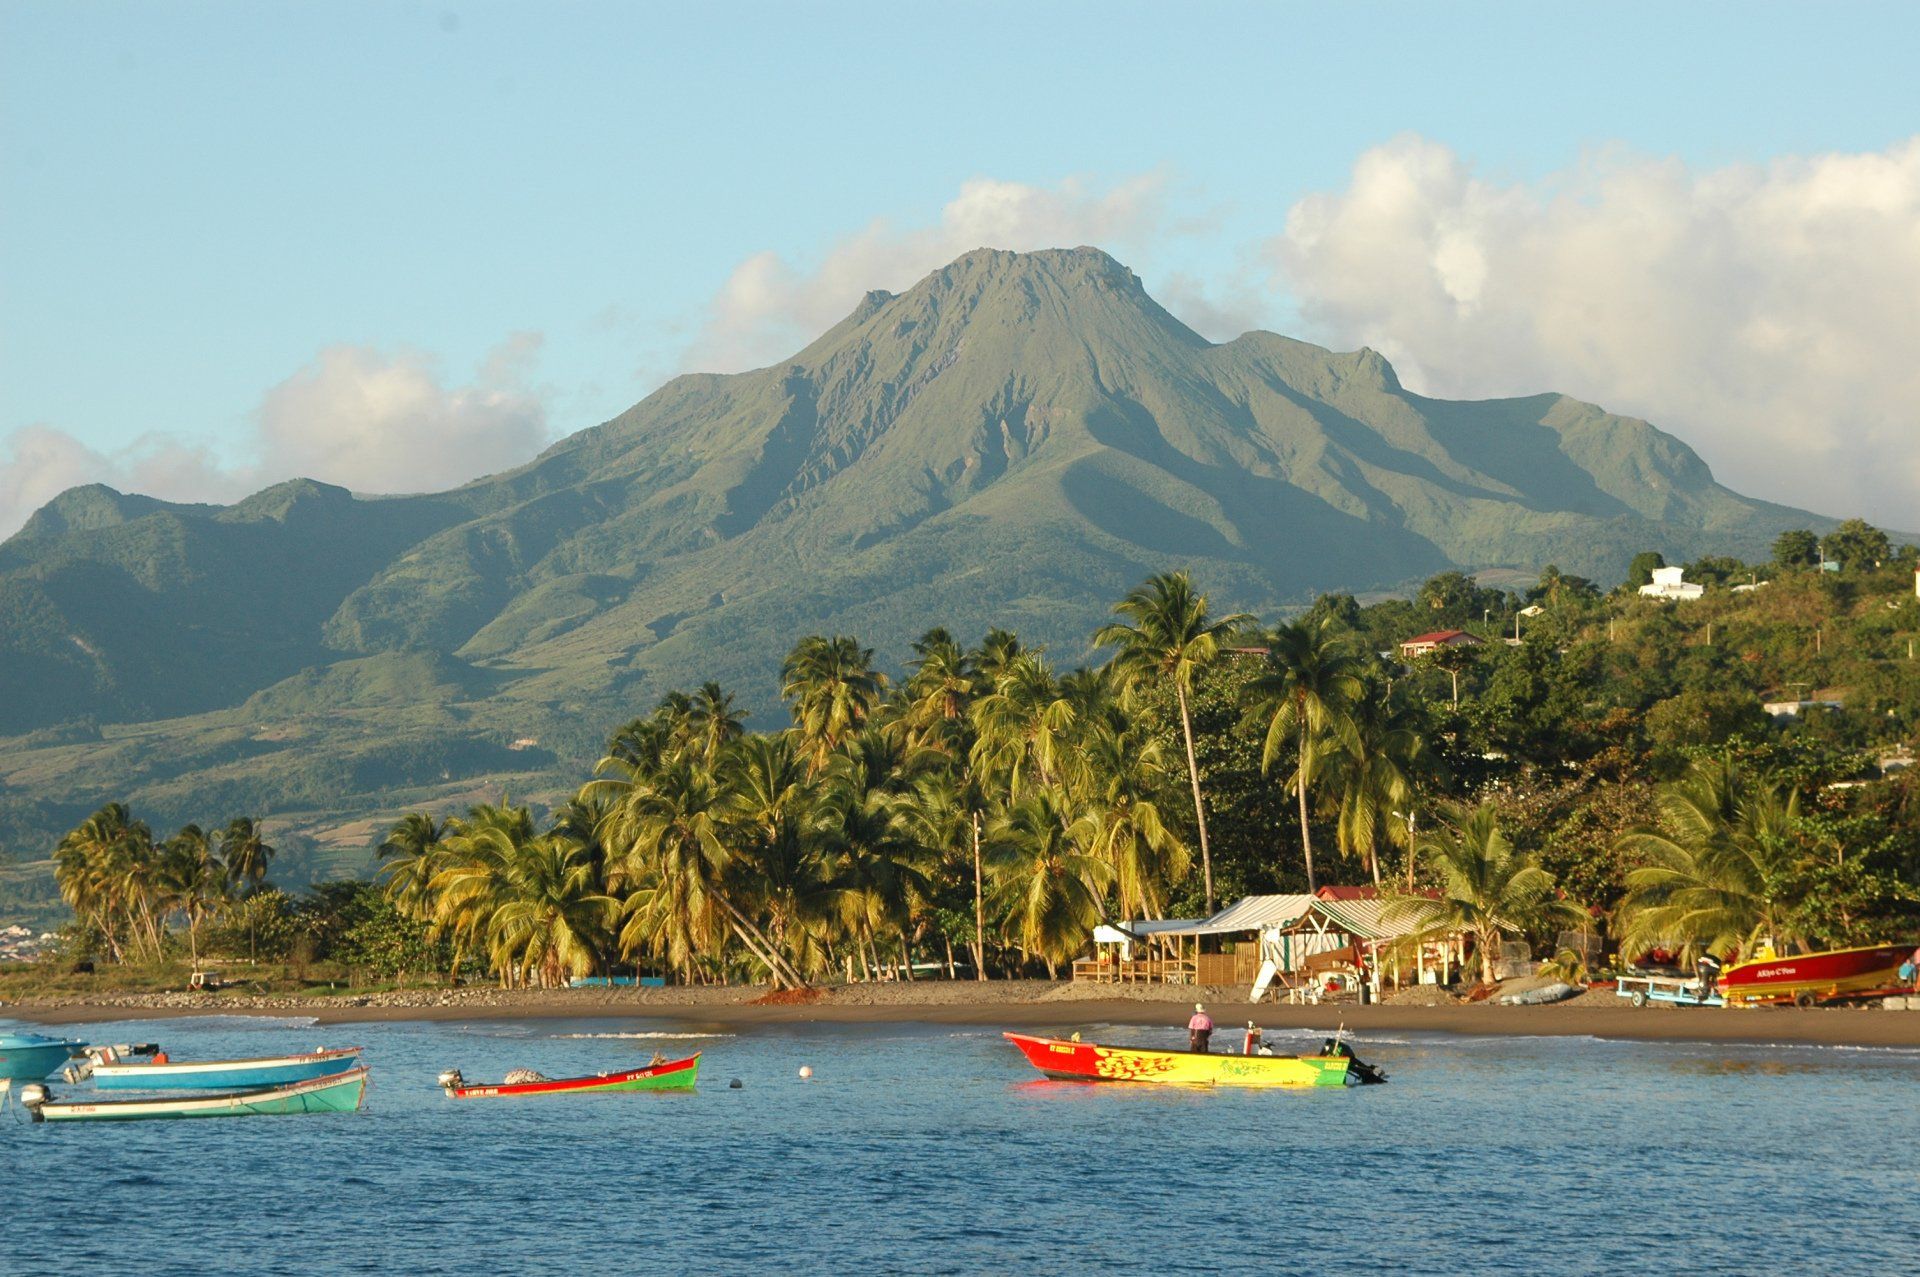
{"left": 0, "top": 248, "right": 1855, "bottom": 890}
{"left": 41, "top": 531, "right": 1919, "bottom": 984}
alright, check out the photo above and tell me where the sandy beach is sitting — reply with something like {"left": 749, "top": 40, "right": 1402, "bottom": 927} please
{"left": 8, "top": 981, "right": 1920, "bottom": 1048}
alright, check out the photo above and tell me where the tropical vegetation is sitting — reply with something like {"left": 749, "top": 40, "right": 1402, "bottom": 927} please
{"left": 31, "top": 524, "right": 1920, "bottom": 986}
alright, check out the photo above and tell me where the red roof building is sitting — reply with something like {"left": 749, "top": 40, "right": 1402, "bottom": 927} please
{"left": 1398, "top": 629, "right": 1484, "bottom": 658}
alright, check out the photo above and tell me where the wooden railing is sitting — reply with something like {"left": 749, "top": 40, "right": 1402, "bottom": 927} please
{"left": 1070, "top": 957, "right": 1200, "bottom": 985}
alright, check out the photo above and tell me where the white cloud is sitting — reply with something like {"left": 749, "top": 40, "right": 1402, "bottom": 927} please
{"left": 0, "top": 426, "right": 249, "bottom": 536}
{"left": 684, "top": 173, "right": 1176, "bottom": 372}
{"left": 0, "top": 335, "right": 550, "bottom": 537}
{"left": 254, "top": 335, "right": 548, "bottom": 494}
{"left": 1270, "top": 135, "right": 1920, "bottom": 528}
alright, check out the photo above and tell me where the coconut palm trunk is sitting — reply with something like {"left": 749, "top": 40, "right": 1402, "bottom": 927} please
{"left": 972, "top": 810, "right": 988, "bottom": 982}
{"left": 713, "top": 893, "right": 806, "bottom": 989}
{"left": 1298, "top": 721, "right": 1318, "bottom": 893}
{"left": 1176, "top": 684, "right": 1216, "bottom": 912}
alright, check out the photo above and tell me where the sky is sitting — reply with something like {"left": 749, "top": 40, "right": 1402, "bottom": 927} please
{"left": 4, "top": 1, "right": 1918, "bottom": 534}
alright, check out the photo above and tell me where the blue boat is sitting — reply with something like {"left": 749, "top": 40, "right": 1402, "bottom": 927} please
{"left": 86, "top": 1045, "right": 363, "bottom": 1090}
{"left": 0, "top": 1031, "right": 88, "bottom": 1082}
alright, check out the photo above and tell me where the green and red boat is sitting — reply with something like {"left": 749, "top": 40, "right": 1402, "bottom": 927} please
{"left": 438, "top": 1053, "right": 699, "bottom": 1098}
{"left": 1003, "top": 1032, "right": 1384, "bottom": 1088}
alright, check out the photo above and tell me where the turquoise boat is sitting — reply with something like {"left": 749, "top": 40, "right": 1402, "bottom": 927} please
{"left": 0, "top": 1032, "right": 87, "bottom": 1082}
{"left": 85, "top": 1045, "right": 362, "bottom": 1091}
{"left": 23, "top": 1067, "right": 369, "bottom": 1122}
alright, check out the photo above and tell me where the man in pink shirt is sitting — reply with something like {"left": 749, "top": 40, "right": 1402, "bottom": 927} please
{"left": 1187, "top": 1003, "right": 1213, "bottom": 1053}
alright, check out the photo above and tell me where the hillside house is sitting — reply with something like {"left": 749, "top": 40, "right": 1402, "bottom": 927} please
{"left": 1638, "top": 566, "right": 1705, "bottom": 601}
{"left": 1762, "top": 695, "right": 1845, "bottom": 719}
{"left": 1399, "top": 629, "right": 1483, "bottom": 659}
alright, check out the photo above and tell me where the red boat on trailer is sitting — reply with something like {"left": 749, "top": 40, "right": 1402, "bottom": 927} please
{"left": 1720, "top": 943, "right": 1912, "bottom": 1007}
{"left": 438, "top": 1053, "right": 699, "bottom": 1098}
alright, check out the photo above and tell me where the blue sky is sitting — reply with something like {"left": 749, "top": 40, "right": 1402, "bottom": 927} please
{"left": 4, "top": 1, "right": 1918, "bottom": 529}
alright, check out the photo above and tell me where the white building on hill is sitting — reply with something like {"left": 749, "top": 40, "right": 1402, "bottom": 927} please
{"left": 1639, "top": 566, "right": 1705, "bottom": 601}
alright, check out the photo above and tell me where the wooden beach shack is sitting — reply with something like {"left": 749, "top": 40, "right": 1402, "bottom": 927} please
{"left": 1075, "top": 888, "right": 1467, "bottom": 1001}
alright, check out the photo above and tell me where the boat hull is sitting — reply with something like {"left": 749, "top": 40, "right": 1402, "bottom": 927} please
{"left": 0, "top": 1034, "right": 86, "bottom": 1082}
{"left": 90, "top": 1047, "right": 363, "bottom": 1090}
{"left": 1721, "top": 944, "right": 1910, "bottom": 1005}
{"left": 1003, "top": 1033, "right": 1363, "bottom": 1088}
{"left": 33, "top": 1067, "right": 368, "bottom": 1122}
{"left": 445, "top": 1053, "right": 699, "bottom": 1098}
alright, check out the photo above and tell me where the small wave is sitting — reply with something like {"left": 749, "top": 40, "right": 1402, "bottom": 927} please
{"left": 158, "top": 1013, "right": 324, "bottom": 1028}
{"left": 554, "top": 1031, "right": 735, "bottom": 1040}
{"left": 1657, "top": 1038, "right": 1920, "bottom": 1057}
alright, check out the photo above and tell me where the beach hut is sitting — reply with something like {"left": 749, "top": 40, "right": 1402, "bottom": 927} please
{"left": 1075, "top": 889, "right": 1466, "bottom": 994}
{"left": 1244, "top": 893, "right": 1469, "bottom": 1002}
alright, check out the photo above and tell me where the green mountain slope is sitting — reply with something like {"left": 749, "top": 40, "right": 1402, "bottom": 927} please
{"left": 0, "top": 246, "right": 1841, "bottom": 873}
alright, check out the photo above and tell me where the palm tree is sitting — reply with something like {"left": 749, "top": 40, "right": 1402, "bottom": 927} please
{"left": 1071, "top": 723, "right": 1189, "bottom": 921}
{"left": 158, "top": 824, "right": 226, "bottom": 966}
{"left": 424, "top": 801, "right": 540, "bottom": 985}
{"left": 970, "top": 651, "right": 1079, "bottom": 798}
{"left": 1095, "top": 571, "right": 1249, "bottom": 912}
{"left": 604, "top": 757, "right": 805, "bottom": 988}
{"left": 604, "top": 715, "right": 675, "bottom": 771}
{"left": 971, "top": 628, "right": 1024, "bottom": 684}
{"left": 821, "top": 743, "right": 931, "bottom": 980}
{"left": 900, "top": 768, "right": 993, "bottom": 980}
{"left": 723, "top": 734, "right": 835, "bottom": 979}
{"left": 900, "top": 628, "right": 980, "bottom": 755}
{"left": 379, "top": 813, "right": 444, "bottom": 917}
{"left": 1322, "top": 692, "right": 1433, "bottom": 886}
{"left": 1614, "top": 757, "right": 1809, "bottom": 959}
{"left": 485, "top": 836, "right": 617, "bottom": 988}
{"left": 1398, "top": 803, "right": 1583, "bottom": 986}
{"left": 782, "top": 635, "right": 887, "bottom": 773}
{"left": 986, "top": 792, "right": 1111, "bottom": 977}
{"left": 218, "top": 816, "right": 276, "bottom": 961}
{"left": 686, "top": 681, "right": 747, "bottom": 766}
{"left": 220, "top": 817, "right": 274, "bottom": 894}
{"left": 1242, "top": 617, "right": 1365, "bottom": 892}
{"left": 54, "top": 803, "right": 155, "bottom": 962}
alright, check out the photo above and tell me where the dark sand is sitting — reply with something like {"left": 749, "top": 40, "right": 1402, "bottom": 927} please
{"left": 9, "top": 984, "right": 1920, "bottom": 1048}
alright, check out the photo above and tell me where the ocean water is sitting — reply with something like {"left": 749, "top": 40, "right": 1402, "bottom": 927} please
{"left": 4, "top": 1014, "right": 1917, "bottom": 1274}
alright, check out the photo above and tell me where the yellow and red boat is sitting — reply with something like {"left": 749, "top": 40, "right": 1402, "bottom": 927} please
{"left": 1003, "top": 1032, "right": 1384, "bottom": 1088}
{"left": 1721, "top": 943, "right": 1912, "bottom": 1007}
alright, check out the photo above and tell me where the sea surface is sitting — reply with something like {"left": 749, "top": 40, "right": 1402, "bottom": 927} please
{"left": 4, "top": 1013, "right": 1917, "bottom": 1274}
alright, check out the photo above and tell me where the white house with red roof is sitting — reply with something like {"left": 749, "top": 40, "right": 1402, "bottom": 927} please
{"left": 1398, "top": 629, "right": 1484, "bottom": 659}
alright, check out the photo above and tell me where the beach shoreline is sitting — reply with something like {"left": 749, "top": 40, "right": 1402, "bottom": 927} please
{"left": 6, "top": 982, "right": 1920, "bottom": 1048}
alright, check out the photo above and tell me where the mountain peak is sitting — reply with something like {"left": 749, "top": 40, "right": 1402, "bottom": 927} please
{"left": 10, "top": 484, "right": 201, "bottom": 542}
{"left": 925, "top": 245, "right": 1147, "bottom": 296}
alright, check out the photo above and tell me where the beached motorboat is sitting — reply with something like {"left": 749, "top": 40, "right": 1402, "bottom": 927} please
{"left": 21, "top": 1067, "right": 368, "bottom": 1123}
{"left": 1003, "top": 1032, "right": 1385, "bottom": 1088}
{"left": 0, "top": 1031, "right": 87, "bottom": 1082}
{"left": 438, "top": 1053, "right": 700, "bottom": 1098}
{"left": 1721, "top": 943, "right": 1911, "bottom": 1006}
{"left": 80, "top": 1045, "right": 364, "bottom": 1090}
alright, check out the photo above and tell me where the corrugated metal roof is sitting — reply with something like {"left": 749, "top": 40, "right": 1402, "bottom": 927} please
{"left": 1203, "top": 894, "right": 1316, "bottom": 932}
{"left": 1312, "top": 897, "right": 1445, "bottom": 940}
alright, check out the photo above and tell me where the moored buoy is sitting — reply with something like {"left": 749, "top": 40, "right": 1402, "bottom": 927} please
{"left": 798, "top": 1065, "right": 813, "bottom": 1079}
{"left": 728, "top": 1078, "right": 743, "bottom": 1089}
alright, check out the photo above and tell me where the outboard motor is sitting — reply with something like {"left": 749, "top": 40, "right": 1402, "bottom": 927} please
{"left": 20, "top": 1083, "right": 50, "bottom": 1122}
{"left": 437, "top": 1069, "right": 465, "bottom": 1092}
